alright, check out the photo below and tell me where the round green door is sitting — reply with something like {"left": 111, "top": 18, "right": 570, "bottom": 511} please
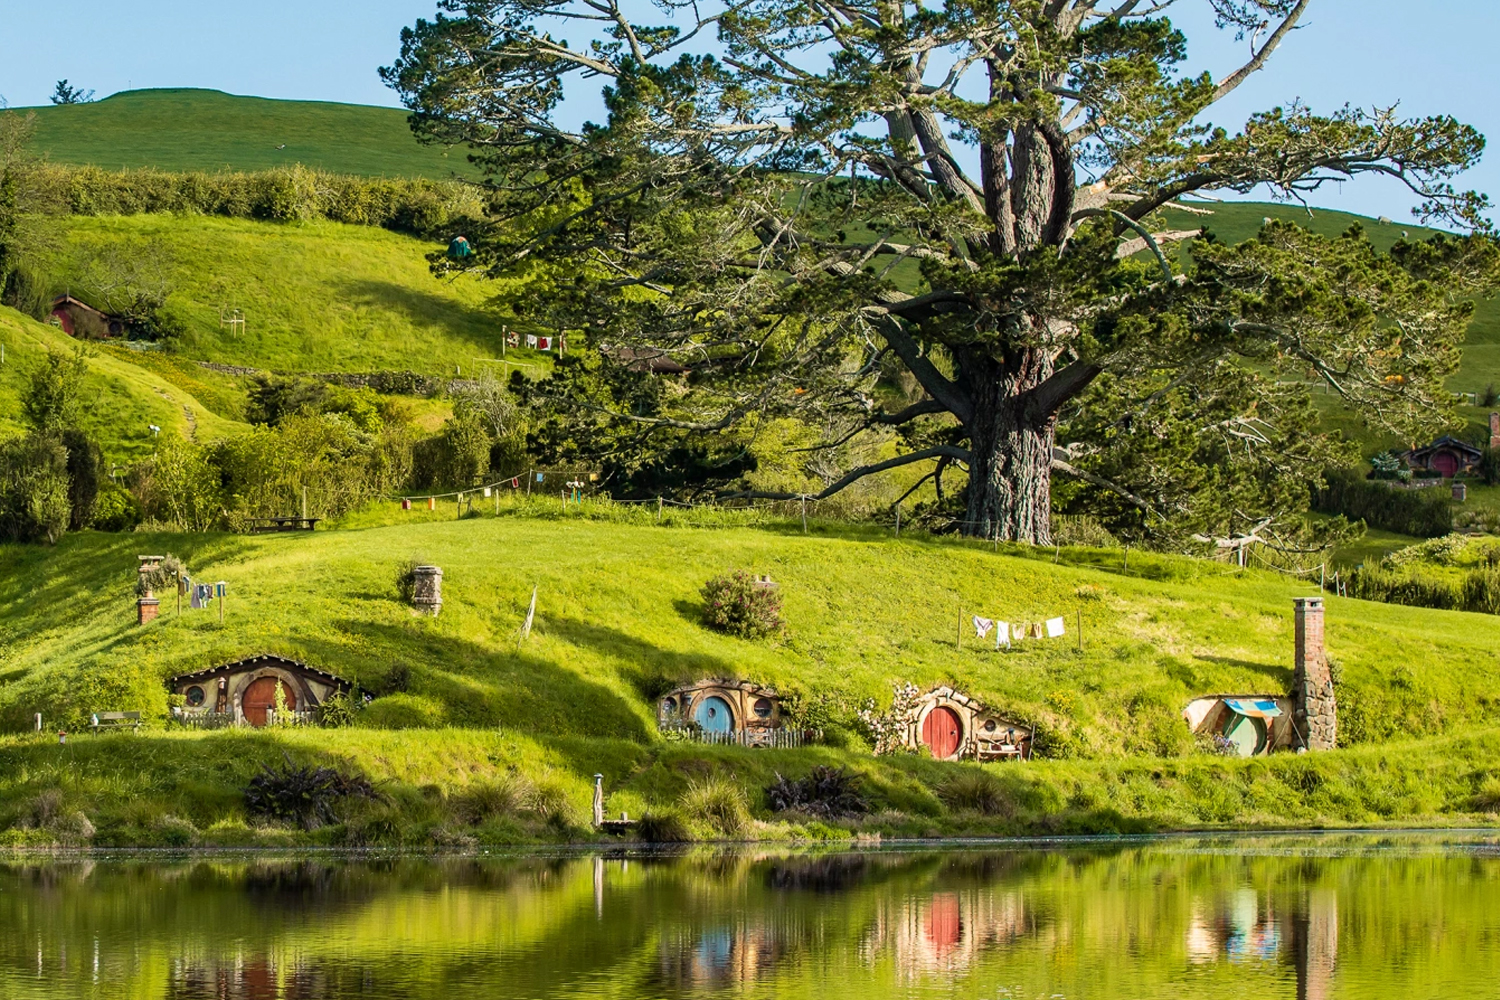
{"left": 1223, "top": 713, "right": 1267, "bottom": 757}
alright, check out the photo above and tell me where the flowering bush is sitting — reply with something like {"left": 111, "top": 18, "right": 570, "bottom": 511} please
{"left": 700, "top": 570, "right": 783, "bottom": 638}
{"left": 856, "top": 682, "right": 924, "bottom": 756}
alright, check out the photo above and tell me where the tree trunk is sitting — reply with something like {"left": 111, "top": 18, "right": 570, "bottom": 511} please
{"left": 960, "top": 349, "right": 1057, "bottom": 544}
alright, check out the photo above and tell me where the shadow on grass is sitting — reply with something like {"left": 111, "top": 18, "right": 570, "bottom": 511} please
{"left": 339, "top": 278, "right": 504, "bottom": 356}
{"left": 1193, "top": 654, "right": 1293, "bottom": 688}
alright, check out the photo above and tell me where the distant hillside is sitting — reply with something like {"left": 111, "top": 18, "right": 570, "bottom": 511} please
{"left": 18, "top": 89, "right": 471, "bottom": 180}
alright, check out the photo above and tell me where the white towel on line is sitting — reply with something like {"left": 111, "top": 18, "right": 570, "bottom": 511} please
{"left": 1045, "top": 616, "right": 1066, "bottom": 638}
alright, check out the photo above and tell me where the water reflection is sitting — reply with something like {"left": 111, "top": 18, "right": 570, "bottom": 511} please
{"left": 1, "top": 836, "right": 1496, "bottom": 999}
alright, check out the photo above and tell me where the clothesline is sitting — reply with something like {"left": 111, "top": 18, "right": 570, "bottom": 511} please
{"left": 965, "top": 610, "right": 1069, "bottom": 650}
{"left": 388, "top": 468, "right": 601, "bottom": 502}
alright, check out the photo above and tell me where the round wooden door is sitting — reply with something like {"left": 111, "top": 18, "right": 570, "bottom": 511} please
{"left": 242, "top": 677, "right": 295, "bottom": 727}
{"left": 1222, "top": 713, "right": 1266, "bottom": 757}
{"left": 921, "top": 706, "right": 962, "bottom": 759}
{"left": 694, "top": 695, "right": 734, "bottom": 734}
{"left": 1433, "top": 451, "right": 1459, "bottom": 478}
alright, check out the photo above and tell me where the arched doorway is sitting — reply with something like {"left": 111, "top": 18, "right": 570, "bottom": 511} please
{"left": 921, "top": 706, "right": 963, "bottom": 759}
{"left": 694, "top": 695, "right": 734, "bottom": 733}
{"left": 242, "top": 676, "right": 296, "bottom": 727}
{"left": 1222, "top": 713, "right": 1267, "bottom": 757}
{"left": 1432, "top": 451, "right": 1459, "bottom": 478}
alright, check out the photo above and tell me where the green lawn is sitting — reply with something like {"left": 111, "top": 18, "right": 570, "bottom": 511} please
{"left": 17, "top": 89, "right": 471, "bottom": 180}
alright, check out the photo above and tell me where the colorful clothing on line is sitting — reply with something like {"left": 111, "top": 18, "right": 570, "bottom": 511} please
{"left": 972, "top": 616, "right": 994, "bottom": 640}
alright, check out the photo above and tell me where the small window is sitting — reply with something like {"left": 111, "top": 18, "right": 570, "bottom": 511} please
{"left": 185, "top": 685, "right": 205, "bottom": 707}
{"left": 982, "top": 719, "right": 997, "bottom": 733}
{"left": 753, "top": 698, "right": 773, "bottom": 718}
{"left": 662, "top": 697, "right": 678, "bottom": 714}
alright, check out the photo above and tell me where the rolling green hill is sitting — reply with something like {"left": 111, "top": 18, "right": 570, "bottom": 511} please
{"left": 19, "top": 89, "right": 470, "bottom": 179}
{"left": 3, "top": 509, "right": 1500, "bottom": 843}
{"left": 39, "top": 214, "right": 556, "bottom": 375}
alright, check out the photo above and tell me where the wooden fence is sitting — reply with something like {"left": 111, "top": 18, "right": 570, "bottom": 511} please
{"left": 663, "top": 725, "right": 819, "bottom": 749}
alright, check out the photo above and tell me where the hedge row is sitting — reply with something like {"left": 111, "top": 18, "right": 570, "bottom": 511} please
{"left": 1314, "top": 467, "right": 1452, "bottom": 538}
{"left": 25, "top": 163, "right": 488, "bottom": 236}
{"left": 1349, "top": 564, "right": 1500, "bottom": 615}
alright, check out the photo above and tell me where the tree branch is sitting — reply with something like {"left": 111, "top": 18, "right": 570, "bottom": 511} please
{"left": 718, "top": 445, "right": 973, "bottom": 502}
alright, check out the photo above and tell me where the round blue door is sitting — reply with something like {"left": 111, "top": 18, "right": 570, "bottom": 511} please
{"left": 694, "top": 695, "right": 734, "bottom": 733}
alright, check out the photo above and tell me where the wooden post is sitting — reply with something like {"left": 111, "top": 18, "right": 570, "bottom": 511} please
{"left": 1077, "top": 609, "right": 1083, "bottom": 652}
{"left": 592, "top": 774, "right": 604, "bottom": 827}
{"left": 657, "top": 496, "right": 663, "bottom": 524}
{"left": 956, "top": 608, "right": 962, "bottom": 650}
{"left": 526, "top": 470, "right": 533, "bottom": 498}
{"left": 219, "top": 589, "right": 225, "bottom": 625}
{"left": 35, "top": 713, "right": 41, "bottom": 733}
{"left": 801, "top": 496, "right": 808, "bottom": 534}
{"left": 895, "top": 504, "right": 901, "bottom": 536}
{"left": 301, "top": 486, "right": 308, "bottom": 520}
{"left": 1320, "top": 563, "right": 1326, "bottom": 594}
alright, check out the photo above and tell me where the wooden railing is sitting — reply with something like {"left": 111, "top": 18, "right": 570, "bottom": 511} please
{"left": 661, "top": 725, "right": 819, "bottom": 748}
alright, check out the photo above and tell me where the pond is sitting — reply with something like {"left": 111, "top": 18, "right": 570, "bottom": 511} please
{"left": 3, "top": 833, "right": 1499, "bottom": 999}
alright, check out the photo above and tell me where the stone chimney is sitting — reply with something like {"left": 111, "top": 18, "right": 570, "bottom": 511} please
{"left": 1490, "top": 412, "right": 1500, "bottom": 450}
{"left": 1292, "top": 597, "right": 1336, "bottom": 750}
{"left": 412, "top": 565, "right": 443, "bottom": 616}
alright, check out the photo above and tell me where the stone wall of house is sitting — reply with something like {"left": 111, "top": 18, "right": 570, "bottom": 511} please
{"left": 1292, "top": 598, "right": 1337, "bottom": 750}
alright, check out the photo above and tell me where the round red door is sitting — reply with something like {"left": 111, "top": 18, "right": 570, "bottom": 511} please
{"left": 242, "top": 677, "right": 295, "bottom": 727}
{"left": 1433, "top": 451, "right": 1459, "bottom": 478}
{"left": 921, "top": 706, "right": 962, "bottom": 759}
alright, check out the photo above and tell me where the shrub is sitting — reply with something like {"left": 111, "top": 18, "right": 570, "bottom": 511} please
{"left": 394, "top": 557, "right": 424, "bottom": 603}
{"left": 526, "top": 779, "right": 581, "bottom": 828}
{"left": 856, "top": 683, "right": 924, "bottom": 756}
{"left": 937, "top": 770, "right": 1011, "bottom": 816}
{"left": 91, "top": 481, "right": 142, "bottom": 532}
{"left": 243, "top": 755, "right": 379, "bottom": 830}
{"left": 679, "top": 777, "right": 752, "bottom": 838}
{"left": 635, "top": 810, "right": 693, "bottom": 843}
{"left": 765, "top": 766, "right": 869, "bottom": 818}
{"left": 450, "top": 777, "right": 528, "bottom": 825}
{"left": 700, "top": 570, "right": 783, "bottom": 638}
{"left": 136, "top": 553, "right": 186, "bottom": 599}
{"left": 316, "top": 690, "right": 361, "bottom": 729}
{"left": 1314, "top": 467, "right": 1451, "bottom": 538}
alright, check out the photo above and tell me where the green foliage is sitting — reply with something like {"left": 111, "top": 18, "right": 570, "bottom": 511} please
{"left": 91, "top": 481, "right": 141, "bottom": 532}
{"left": 316, "top": 690, "right": 361, "bottom": 729}
{"left": 679, "top": 777, "right": 752, "bottom": 838}
{"left": 394, "top": 557, "right": 424, "bottom": 603}
{"left": 1316, "top": 467, "right": 1453, "bottom": 538}
{"left": 60, "top": 429, "right": 101, "bottom": 530}
{"left": 634, "top": 810, "right": 692, "bottom": 843}
{"left": 22, "top": 346, "right": 89, "bottom": 435}
{"left": 135, "top": 553, "right": 186, "bottom": 599}
{"left": 0, "top": 433, "right": 70, "bottom": 543}
{"left": 49, "top": 81, "right": 94, "bottom": 106}
{"left": 937, "top": 770, "right": 1011, "bottom": 816}
{"left": 700, "top": 570, "right": 783, "bottom": 639}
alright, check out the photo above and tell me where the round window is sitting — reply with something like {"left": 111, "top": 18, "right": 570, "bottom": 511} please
{"left": 982, "top": 719, "right": 997, "bottom": 733}
{"left": 185, "top": 685, "right": 205, "bottom": 707}
{"left": 662, "top": 697, "right": 678, "bottom": 714}
{"left": 753, "top": 697, "right": 773, "bottom": 718}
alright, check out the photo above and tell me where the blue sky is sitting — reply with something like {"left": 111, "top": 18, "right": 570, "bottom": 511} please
{"left": 0, "top": 0, "right": 1492, "bottom": 222}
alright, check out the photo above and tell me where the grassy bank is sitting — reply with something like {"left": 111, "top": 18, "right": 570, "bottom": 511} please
{"left": 2, "top": 723, "right": 1498, "bottom": 848}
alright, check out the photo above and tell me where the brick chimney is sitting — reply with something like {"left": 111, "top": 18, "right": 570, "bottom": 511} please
{"left": 1292, "top": 597, "right": 1336, "bottom": 750}
{"left": 1490, "top": 412, "right": 1500, "bottom": 450}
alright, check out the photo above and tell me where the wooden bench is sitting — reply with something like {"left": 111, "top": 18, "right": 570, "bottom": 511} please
{"left": 246, "top": 517, "right": 320, "bottom": 534}
{"left": 90, "top": 711, "right": 141, "bottom": 734}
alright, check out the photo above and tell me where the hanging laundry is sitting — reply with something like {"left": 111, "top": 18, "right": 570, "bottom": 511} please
{"left": 189, "top": 585, "right": 205, "bottom": 610}
{"left": 483, "top": 487, "right": 492, "bottom": 498}
{"left": 1031, "top": 622, "right": 1045, "bottom": 640}
{"left": 526, "top": 334, "right": 538, "bottom": 348}
{"left": 179, "top": 574, "right": 191, "bottom": 595}
{"left": 537, "top": 336, "right": 552, "bottom": 350}
{"left": 995, "top": 621, "right": 1011, "bottom": 650}
{"left": 536, "top": 473, "right": 545, "bottom": 482}
{"left": 214, "top": 582, "right": 227, "bottom": 599}
{"left": 972, "top": 616, "right": 994, "bottom": 639}
{"left": 506, "top": 331, "right": 520, "bottom": 347}
{"left": 1045, "top": 616, "right": 1066, "bottom": 638}
{"left": 511, "top": 477, "right": 520, "bottom": 489}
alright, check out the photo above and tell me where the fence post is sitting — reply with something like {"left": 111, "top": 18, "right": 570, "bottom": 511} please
{"left": 801, "top": 496, "right": 808, "bottom": 534}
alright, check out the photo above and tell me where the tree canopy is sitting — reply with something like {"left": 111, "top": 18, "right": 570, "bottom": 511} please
{"left": 385, "top": 0, "right": 1499, "bottom": 547}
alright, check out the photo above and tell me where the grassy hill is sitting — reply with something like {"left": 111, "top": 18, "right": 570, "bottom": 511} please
{"left": 40, "top": 214, "right": 557, "bottom": 375}
{"left": 0, "top": 306, "right": 245, "bottom": 456}
{"left": 2, "top": 508, "right": 1500, "bottom": 843}
{"left": 19, "top": 89, "right": 470, "bottom": 180}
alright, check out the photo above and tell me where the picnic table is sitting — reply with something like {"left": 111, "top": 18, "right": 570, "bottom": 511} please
{"left": 245, "top": 517, "right": 320, "bottom": 534}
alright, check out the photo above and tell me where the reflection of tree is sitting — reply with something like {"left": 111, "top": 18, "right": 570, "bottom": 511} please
{"left": 1291, "top": 890, "right": 1339, "bottom": 1000}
